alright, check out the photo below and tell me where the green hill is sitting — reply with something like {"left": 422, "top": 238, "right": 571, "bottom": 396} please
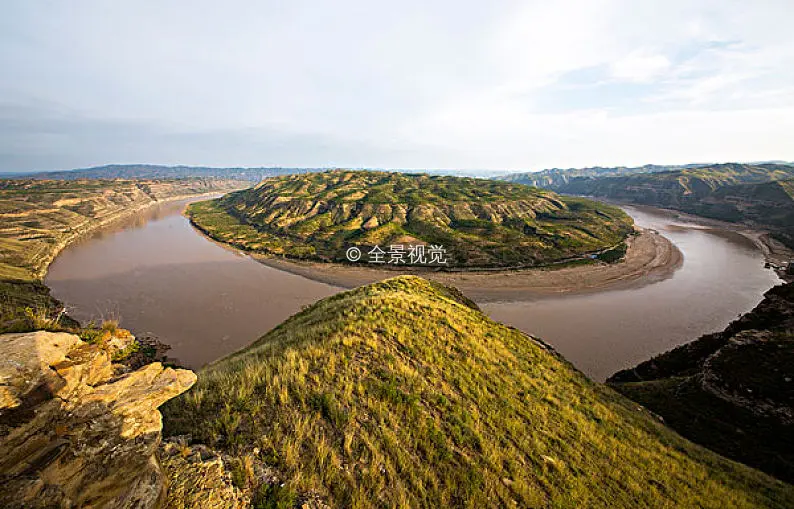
{"left": 517, "top": 163, "right": 794, "bottom": 247}
{"left": 186, "top": 170, "right": 633, "bottom": 268}
{"left": 609, "top": 282, "right": 794, "bottom": 484}
{"left": 497, "top": 163, "right": 703, "bottom": 188}
{"left": 162, "top": 276, "right": 794, "bottom": 508}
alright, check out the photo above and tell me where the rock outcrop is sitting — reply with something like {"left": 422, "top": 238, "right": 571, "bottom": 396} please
{"left": 608, "top": 281, "right": 794, "bottom": 482}
{"left": 0, "top": 331, "right": 196, "bottom": 508}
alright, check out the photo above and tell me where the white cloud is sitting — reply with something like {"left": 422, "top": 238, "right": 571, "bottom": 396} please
{"left": 0, "top": 0, "right": 793, "bottom": 171}
{"left": 611, "top": 52, "right": 671, "bottom": 83}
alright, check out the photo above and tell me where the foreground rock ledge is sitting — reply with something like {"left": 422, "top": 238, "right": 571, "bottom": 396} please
{"left": 0, "top": 331, "right": 196, "bottom": 508}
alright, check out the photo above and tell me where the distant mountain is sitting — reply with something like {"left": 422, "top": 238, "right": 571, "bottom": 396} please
{"left": 496, "top": 161, "right": 794, "bottom": 189}
{"left": 12, "top": 164, "right": 329, "bottom": 182}
{"left": 496, "top": 164, "right": 708, "bottom": 188}
{"left": 502, "top": 163, "right": 794, "bottom": 248}
{"left": 555, "top": 163, "right": 794, "bottom": 199}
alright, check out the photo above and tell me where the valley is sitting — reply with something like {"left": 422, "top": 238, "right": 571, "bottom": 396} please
{"left": 0, "top": 172, "right": 791, "bottom": 507}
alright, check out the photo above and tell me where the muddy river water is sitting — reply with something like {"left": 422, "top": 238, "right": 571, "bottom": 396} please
{"left": 46, "top": 199, "right": 781, "bottom": 380}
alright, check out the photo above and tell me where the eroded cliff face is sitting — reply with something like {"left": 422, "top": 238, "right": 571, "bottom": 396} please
{"left": 608, "top": 282, "right": 794, "bottom": 482}
{"left": 0, "top": 331, "right": 196, "bottom": 508}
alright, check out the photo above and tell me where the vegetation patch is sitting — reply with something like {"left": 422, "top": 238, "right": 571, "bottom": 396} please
{"left": 187, "top": 170, "right": 634, "bottom": 268}
{"left": 163, "top": 275, "right": 794, "bottom": 508}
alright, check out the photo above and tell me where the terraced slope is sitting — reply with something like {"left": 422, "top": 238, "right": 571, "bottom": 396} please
{"left": 187, "top": 170, "right": 633, "bottom": 268}
{"left": 162, "top": 276, "right": 794, "bottom": 508}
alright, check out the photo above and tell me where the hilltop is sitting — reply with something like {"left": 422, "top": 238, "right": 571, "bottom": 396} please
{"left": 162, "top": 276, "right": 794, "bottom": 507}
{"left": 609, "top": 281, "right": 794, "bottom": 483}
{"left": 187, "top": 170, "right": 633, "bottom": 268}
{"left": 500, "top": 163, "right": 794, "bottom": 248}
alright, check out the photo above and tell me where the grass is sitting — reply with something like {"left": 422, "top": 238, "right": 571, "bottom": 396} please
{"left": 162, "top": 275, "right": 794, "bottom": 508}
{"left": 186, "top": 170, "right": 634, "bottom": 268}
{"left": 0, "top": 278, "right": 79, "bottom": 333}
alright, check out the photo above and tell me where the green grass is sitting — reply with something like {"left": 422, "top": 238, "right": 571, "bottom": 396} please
{"left": 162, "top": 276, "right": 794, "bottom": 508}
{"left": 186, "top": 170, "right": 634, "bottom": 268}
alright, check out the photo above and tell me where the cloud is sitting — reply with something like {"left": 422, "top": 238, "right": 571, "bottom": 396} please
{"left": 0, "top": 0, "right": 793, "bottom": 172}
{"left": 611, "top": 52, "right": 671, "bottom": 83}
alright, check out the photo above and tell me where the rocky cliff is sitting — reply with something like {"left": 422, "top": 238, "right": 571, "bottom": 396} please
{"left": 608, "top": 282, "right": 794, "bottom": 482}
{"left": 0, "top": 330, "right": 196, "bottom": 508}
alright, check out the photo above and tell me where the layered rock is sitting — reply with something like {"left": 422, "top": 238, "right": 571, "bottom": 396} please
{"left": 0, "top": 331, "right": 196, "bottom": 508}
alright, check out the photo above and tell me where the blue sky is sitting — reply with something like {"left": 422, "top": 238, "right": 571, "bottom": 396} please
{"left": 1, "top": 0, "right": 792, "bottom": 172}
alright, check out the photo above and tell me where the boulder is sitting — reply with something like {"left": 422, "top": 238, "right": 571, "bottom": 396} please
{"left": 0, "top": 331, "right": 196, "bottom": 508}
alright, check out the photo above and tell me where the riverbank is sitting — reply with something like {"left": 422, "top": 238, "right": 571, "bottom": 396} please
{"left": 244, "top": 226, "right": 681, "bottom": 302}
{"left": 613, "top": 203, "right": 793, "bottom": 282}
{"left": 0, "top": 179, "right": 247, "bottom": 332}
{"left": 32, "top": 188, "right": 244, "bottom": 280}
{"left": 49, "top": 196, "right": 779, "bottom": 379}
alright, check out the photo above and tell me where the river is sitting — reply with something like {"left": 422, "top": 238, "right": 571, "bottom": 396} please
{"left": 46, "top": 199, "right": 781, "bottom": 380}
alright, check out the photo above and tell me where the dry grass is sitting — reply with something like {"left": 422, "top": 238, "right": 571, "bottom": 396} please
{"left": 163, "top": 276, "right": 794, "bottom": 508}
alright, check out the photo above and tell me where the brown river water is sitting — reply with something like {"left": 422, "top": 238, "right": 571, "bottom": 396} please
{"left": 46, "top": 199, "right": 781, "bottom": 380}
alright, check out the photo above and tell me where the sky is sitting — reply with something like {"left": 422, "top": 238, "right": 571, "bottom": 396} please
{"left": 1, "top": 0, "right": 793, "bottom": 173}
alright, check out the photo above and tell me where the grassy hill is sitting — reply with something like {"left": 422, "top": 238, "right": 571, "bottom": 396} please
{"left": 517, "top": 163, "right": 794, "bottom": 247}
{"left": 162, "top": 276, "right": 794, "bottom": 508}
{"left": 609, "top": 282, "right": 794, "bottom": 484}
{"left": 187, "top": 170, "right": 633, "bottom": 268}
{"left": 497, "top": 163, "right": 704, "bottom": 188}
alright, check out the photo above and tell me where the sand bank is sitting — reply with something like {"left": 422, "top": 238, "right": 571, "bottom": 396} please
{"left": 250, "top": 227, "right": 682, "bottom": 302}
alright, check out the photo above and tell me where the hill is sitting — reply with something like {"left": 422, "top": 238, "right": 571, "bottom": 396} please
{"left": 553, "top": 163, "right": 794, "bottom": 202}
{"left": 513, "top": 163, "right": 794, "bottom": 247}
{"left": 186, "top": 170, "right": 634, "bottom": 268}
{"left": 497, "top": 163, "right": 705, "bottom": 188}
{"left": 10, "top": 164, "right": 328, "bottom": 182}
{"left": 161, "top": 276, "right": 794, "bottom": 507}
{"left": 608, "top": 281, "right": 794, "bottom": 483}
